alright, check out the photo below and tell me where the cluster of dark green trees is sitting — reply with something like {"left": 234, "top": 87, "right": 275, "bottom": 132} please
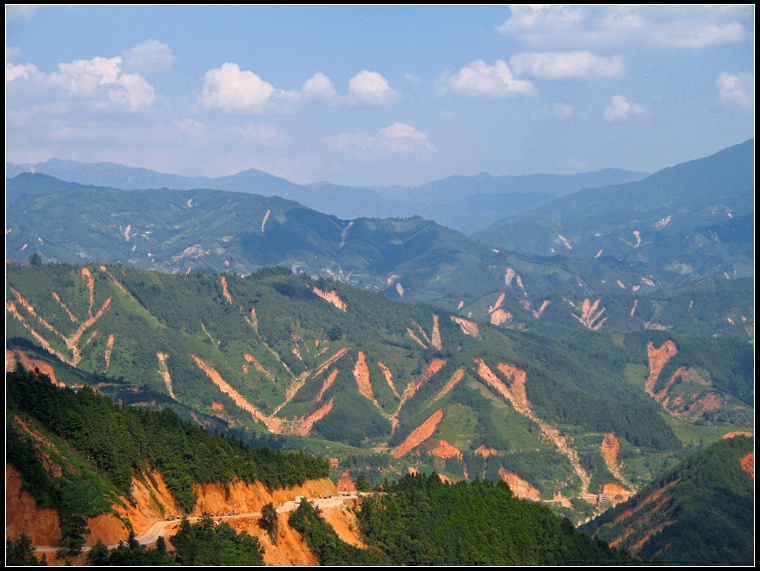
{"left": 285, "top": 472, "right": 648, "bottom": 566}
{"left": 288, "top": 499, "right": 389, "bottom": 565}
{"left": 5, "top": 535, "right": 47, "bottom": 566}
{"left": 8, "top": 364, "right": 329, "bottom": 509}
{"left": 581, "top": 435, "right": 754, "bottom": 566}
{"left": 82, "top": 514, "right": 265, "bottom": 566}
{"left": 357, "top": 473, "right": 646, "bottom": 566}
{"left": 6, "top": 364, "right": 329, "bottom": 557}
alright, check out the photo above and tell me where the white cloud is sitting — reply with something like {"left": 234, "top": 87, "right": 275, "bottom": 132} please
{"left": 716, "top": 72, "right": 754, "bottom": 109}
{"left": 7, "top": 50, "right": 156, "bottom": 111}
{"left": 348, "top": 70, "right": 396, "bottom": 105}
{"left": 62, "top": 58, "right": 151, "bottom": 108}
{"left": 651, "top": 20, "right": 747, "bottom": 48}
{"left": 444, "top": 60, "right": 534, "bottom": 97}
{"left": 107, "top": 70, "right": 156, "bottom": 109}
{"left": 510, "top": 51, "right": 624, "bottom": 79}
{"left": 49, "top": 57, "right": 122, "bottom": 94}
{"left": 604, "top": 95, "right": 645, "bottom": 121}
{"left": 6, "top": 61, "right": 38, "bottom": 81}
{"left": 122, "top": 39, "right": 176, "bottom": 74}
{"left": 498, "top": 5, "right": 751, "bottom": 49}
{"left": 199, "top": 63, "right": 276, "bottom": 113}
{"left": 326, "top": 122, "right": 434, "bottom": 156}
{"left": 302, "top": 72, "right": 339, "bottom": 102}
{"left": 198, "top": 65, "right": 385, "bottom": 112}
{"left": 44, "top": 56, "right": 155, "bottom": 110}
{"left": 376, "top": 122, "right": 435, "bottom": 154}
{"left": 498, "top": 5, "right": 585, "bottom": 39}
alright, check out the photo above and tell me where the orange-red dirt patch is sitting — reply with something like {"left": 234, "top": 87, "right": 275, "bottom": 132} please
{"left": 391, "top": 409, "right": 444, "bottom": 459}
{"left": 740, "top": 452, "right": 754, "bottom": 478}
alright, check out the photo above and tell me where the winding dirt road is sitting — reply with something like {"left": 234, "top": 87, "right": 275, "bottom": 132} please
{"left": 34, "top": 492, "right": 361, "bottom": 554}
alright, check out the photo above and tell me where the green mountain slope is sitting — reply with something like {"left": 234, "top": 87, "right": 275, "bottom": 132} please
{"left": 6, "top": 159, "right": 647, "bottom": 235}
{"left": 9, "top": 170, "right": 752, "bottom": 343}
{"left": 580, "top": 435, "right": 754, "bottom": 566}
{"left": 5, "top": 174, "right": 671, "bottom": 307}
{"left": 474, "top": 139, "right": 754, "bottom": 287}
{"left": 7, "top": 365, "right": 654, "bottom": 566}
{"left": 457, "top": 274, "right": 754, "bottom": 341}
{"left": 7, "top": 262, "right": 753, "bottom": 522}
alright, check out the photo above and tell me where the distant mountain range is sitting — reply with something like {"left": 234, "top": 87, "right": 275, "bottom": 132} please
{"left": 6, "top": 141, "right": 754, "bottom": 341}
{"left": 5, "top": 159, "right": 648, "bottom": 235}
{"left": 474, "top": 140, "right": 754, "bottom": 285}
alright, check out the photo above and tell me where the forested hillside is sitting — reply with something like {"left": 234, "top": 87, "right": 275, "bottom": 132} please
{"left": 580, "top": 435, "right": 754, "bottom": 566}
{"left": 7, "top": 262, "right": 753, "bottom": 526}
{"left": 7, "top": 365, "right": 655, "bottom": 566}
{"left": 5, "top": 141, "right": 754, "bottom": 567}
{"left": 289, "top": 472, "right": 647, "bottom": 566}
{"left": 5, "top": 173, "right": 667, "bottom": 312}
{"left": 6, "top": 364, "right": 329, "bottom": 554}
{"left": 6, "top": 158, "right": 647, "bottom": 235}
{"left": 475, "top": 140, "right": 754, "bottom": 288}
{"left": 6, "top": 141, "right": 753, "bottom": 339}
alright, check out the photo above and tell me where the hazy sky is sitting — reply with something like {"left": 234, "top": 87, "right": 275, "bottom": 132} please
{"left": 6, "top": 5, "right": 755, "bottom": 186}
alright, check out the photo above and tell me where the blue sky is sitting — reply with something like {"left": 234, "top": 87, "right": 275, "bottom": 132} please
{"left": 6, "top": 5, "right": 755, "bottom": 186}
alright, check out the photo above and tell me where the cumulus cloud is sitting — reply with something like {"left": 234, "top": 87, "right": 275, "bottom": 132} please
{"left": 498, "top": 5, "right": 585, "bottom": 41}
{"left": 6, "top": 54, "right": 155, "bottom": 110}
{"left": 444, "top": 60, "right": 534, "bottom": 97}
{"left": 603, "top": 95, "right": 645, "bottom": 121}
{"left": 509, "top": 51, "right": 624, "bottom": 79}
{"left": 198, "top": 65, "right": 395, "bottom": 112}
{"left": 122, "top": 39, "right": 176, "bottom": 74}
{"left": 716, "top": 72, "right": 754, "bottom": 108}
{"left": 326, "top": 122, "right": 434, "bottom": 156}
{"left": 46, "top": 56, "right": 155, "bottom": 110}
{"left": 348, "top": 70, "right": 396, "bottom": 105}
{"left": 376, "top": 122, "right": 435, "bottom": 154}
{"left": 498, "top": 5, "right": 751, "bottom": 49}
{"left": 6, "top": 46, "right": 157, "bottom": 111}
{"left": 199, "top": 63, "right": 276, "bottom": 113}
{"left": 302, "top": 72, "right": 339, "bottom": 102}
{"left": 6, "top": 61, "right": 38, "bottom": 81}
